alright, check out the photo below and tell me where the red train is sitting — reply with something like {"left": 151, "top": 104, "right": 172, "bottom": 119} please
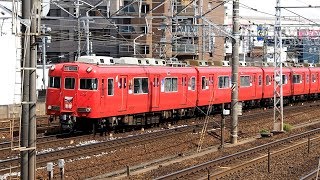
{"left": 46, "top": 57, "right": 320, "bottom": 131}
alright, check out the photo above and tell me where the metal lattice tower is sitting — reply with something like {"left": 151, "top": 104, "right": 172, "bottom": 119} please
{"left": 273, "top": 0, "right": 284, "bottom": 132}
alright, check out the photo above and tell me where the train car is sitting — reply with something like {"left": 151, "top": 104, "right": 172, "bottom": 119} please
{"left": 46, "top": 56, "right": 320, "bottom": 132}
{"left": 291, "top": 67, "right": 310, "bottom": 100}
{"left": 196, "top": 66, "right": 263, "bottom": 108}
{"left": 261, "top": 67, "right": 292, "bottom": 100}
{"left": 46, "top": 61, "right": 197, "bottom": 130}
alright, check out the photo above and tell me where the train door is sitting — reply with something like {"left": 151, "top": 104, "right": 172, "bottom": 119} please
{"left": 181, "top": 75, "right": 188, "bottom": 105}
{"left": 208, "top": 74, "right": 214, "bottom": 103}
{"left": 62, "top": 74, "right": 78, "bottom": 112}
{"left": 253, "top": 73, "right": 257, "bottom": 98}
{"left": 119, "top": 75, "right": 128, "bottom": 111}
{"left": 317, "top": 72, "right": 319, "bottom": 92}
{"left": 100, "top": 78, "right": 105, "bottom": 113}
{"left": 303, "top": 72, "right": 306, "bottom": 93}
{"left": 152, "top": 75, "right": 160, "bottom": 108}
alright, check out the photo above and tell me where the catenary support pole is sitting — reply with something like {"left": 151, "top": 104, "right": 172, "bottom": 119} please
{"left": 273, "top": 0, "right": 284, "bottom": 132}
{"left": 29, "top": 0, "right": 39, "bottom": 179}
{"left": 21, "top": 0, "right": 30, "bottom": 179}
{"left": 76, "top": 0, "right": 81, "bottom": 58}
{"left": 42, "top": 26, "right": 46, "bottom": 88}
{"left": 85, "top": 13, "right": 90, "bottom": 56}
{"left": 231, "top": 0, "right": 239, "bottom": 144}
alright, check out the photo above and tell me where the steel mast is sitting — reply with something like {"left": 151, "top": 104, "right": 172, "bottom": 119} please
{"left": 273, "top": 0, "right": 284, "bottom": 132}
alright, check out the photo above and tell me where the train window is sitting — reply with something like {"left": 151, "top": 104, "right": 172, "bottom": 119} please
{"left": 124, "top": 78, "right": 127, "bottom": 88}
{"left": 266, "top": 75, "right": 271, "bottom": 86}
{"left": 201, "top": 77, "right": 207, "bottom": 89}
{"left": 312, "top": 74, "right": 316, "bottom": 83}
{"left": 80, "top": 78, "right": 98, "bottom": 90}
{"left": 65, "top": 78, "right": 75, "bottom": 89}
{"left": 119, "top": 78, "right": 122, "bottom": 88}
{"left": 240, "top": 76, "right": 250, "bottom": 87}
{"left": 306, "top": 75, "right": 309, "bottom": 83}
{"left": 134, "top": 78, "right": 148, "bottom": 94}
{"left": 293, "top": 75, "right": 302, "bottom": 84}
{"left": 218, "top": 76, "right": 229, "bottom": 89}
{"left": 189, "top": 77, "right": 196, "bottom": 91}
{"left": 258, "top": 75, "right": 262, "bottom": 86}
{"left": 282, "top": 75, "right": 287, "bottom": 85}
{"left": 164, "top": 77, "right": 178, "bottom": 92}
{"left": 49, "top": 76, "right": 61, "bottom": 88}
{"left": 108, "top": 78, "right": 114, "bottom": 95}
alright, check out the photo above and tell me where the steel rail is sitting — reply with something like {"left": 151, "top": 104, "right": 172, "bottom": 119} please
{"left": 155, "top": 128, "right": 320, "bottom": 180}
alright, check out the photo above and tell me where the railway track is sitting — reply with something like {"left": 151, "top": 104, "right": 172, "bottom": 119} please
{"left": 155, "top": 128, "right": 320, "bottom": 180}
{"left": 0, "top": 122, "right": 215, "bottom": 174}
{"left": 0, "top": 101, "right": 319, "bottom": 176}
{"left": 300, "top": 168, "right": 320, "bottom": 180}
{"left": 0, "top": 101, "right": 315, "bottom": 158}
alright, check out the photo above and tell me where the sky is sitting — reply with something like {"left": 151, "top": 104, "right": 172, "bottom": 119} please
{"left": 226, "top": 0, "right": 320, "bottom": 25}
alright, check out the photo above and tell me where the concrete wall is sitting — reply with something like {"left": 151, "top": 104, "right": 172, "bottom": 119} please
{"left": 0, "top": 102, "right": 46, "bottom": 119}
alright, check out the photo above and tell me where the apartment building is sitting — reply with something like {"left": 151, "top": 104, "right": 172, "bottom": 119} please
{"left": 42, "top": 0, "right": 225, "bottom": 63}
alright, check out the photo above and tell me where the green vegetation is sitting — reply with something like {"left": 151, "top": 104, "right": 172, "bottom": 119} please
{"left": 260, "top": 129, "right": 270, "bottom": 134}
{"left": 283, "top": 123, "right": 293, "bottom": 132}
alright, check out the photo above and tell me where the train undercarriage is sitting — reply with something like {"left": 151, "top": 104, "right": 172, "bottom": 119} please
{"left": 50, "top": 93, "right": 320, "bottom": 134}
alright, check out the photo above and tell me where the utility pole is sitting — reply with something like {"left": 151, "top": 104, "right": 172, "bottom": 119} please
{"left": 29, "top": 0, "right": 40, "bottom": 179}
{"left": 75, "top": 0, "right": 81, "bottom": 58}
{"left": 21, "top": 0, "right": 30, "bottom": 179}
{"left": 231, "top": 0, "right": 239, "bottom": 144}
{"left": 85, "top": 16, "right": 90, "bottom": 56}
{"left": 273, "top": 0, "right": 284, "bottom": 132}
{"left": 41, "top": 26, "right": 46, "bottom": 89}
{"left": 84, "top": 1, "right": 104, "bottom": 56}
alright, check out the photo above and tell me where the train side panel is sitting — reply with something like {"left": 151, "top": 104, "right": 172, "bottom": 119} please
{"left": 238, "top": 67, "right": 263, "bottom": 101}
{"left": 291, "top": 68, "right": 310, "bottom": 96}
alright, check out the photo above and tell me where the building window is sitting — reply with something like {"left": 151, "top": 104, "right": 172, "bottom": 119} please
{"left": 218, "top": 76, "right": 230, "bottom": 88}
{"left": 123, "top": 0, "right": 135, "bottom": 13}
{"left": 258, "top": 75, "right": 262, "bottom": 86}
{"left": 49, "top": 76, "right": 61, "bottom": 88}
{"left": 189, "top": 77, "right": 196, "bottom": 90}
{"left": 141, "top": 4, "right": 150, "bottom": 13}
{"left": 108, "top": 78, "right": 114, "bottom": 95}
{"left": 134, "top": 78, "right": 148, "bottom": 94}
{"left": 293, "top": 74, "right": 302, "bottom": 84}
{"left": 266, "top": 75, "right": 271, "bottom": 86}
{"left": 80, "top": 78, "right": 98, "bottom": 90}
{"left": 140, "top": 26, "right": 148, "bottom": 34}
{"left": 138, "top": 45, "right": 150, "bottom": 54}
{"left": 165, "top": 78, "right": 178, "bottom": 92}
{"left": 119, "top": 44, "right": 134, "bottom": 52}
{"left": 48, "top": 9, "right": 61, "bottom": 16}
{"left": 65, "top": 77, "right": 75, "bottom": 89}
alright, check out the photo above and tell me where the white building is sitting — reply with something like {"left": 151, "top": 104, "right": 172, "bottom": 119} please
{"left": 0, "top": 1, "right": 21, "bottom": 105}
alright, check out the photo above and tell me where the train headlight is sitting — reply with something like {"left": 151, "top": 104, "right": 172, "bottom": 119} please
{"left": 77, "top": 107, "right": 91, "bottom": 113}
{"left": 48, "top": 105, "right": 52, "bottom": 110}
{"left": 86, "top": 67, "right": 93, "bottom": 73}
{"left": 50, "top": 65, "right": 55, "bottom": 70}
